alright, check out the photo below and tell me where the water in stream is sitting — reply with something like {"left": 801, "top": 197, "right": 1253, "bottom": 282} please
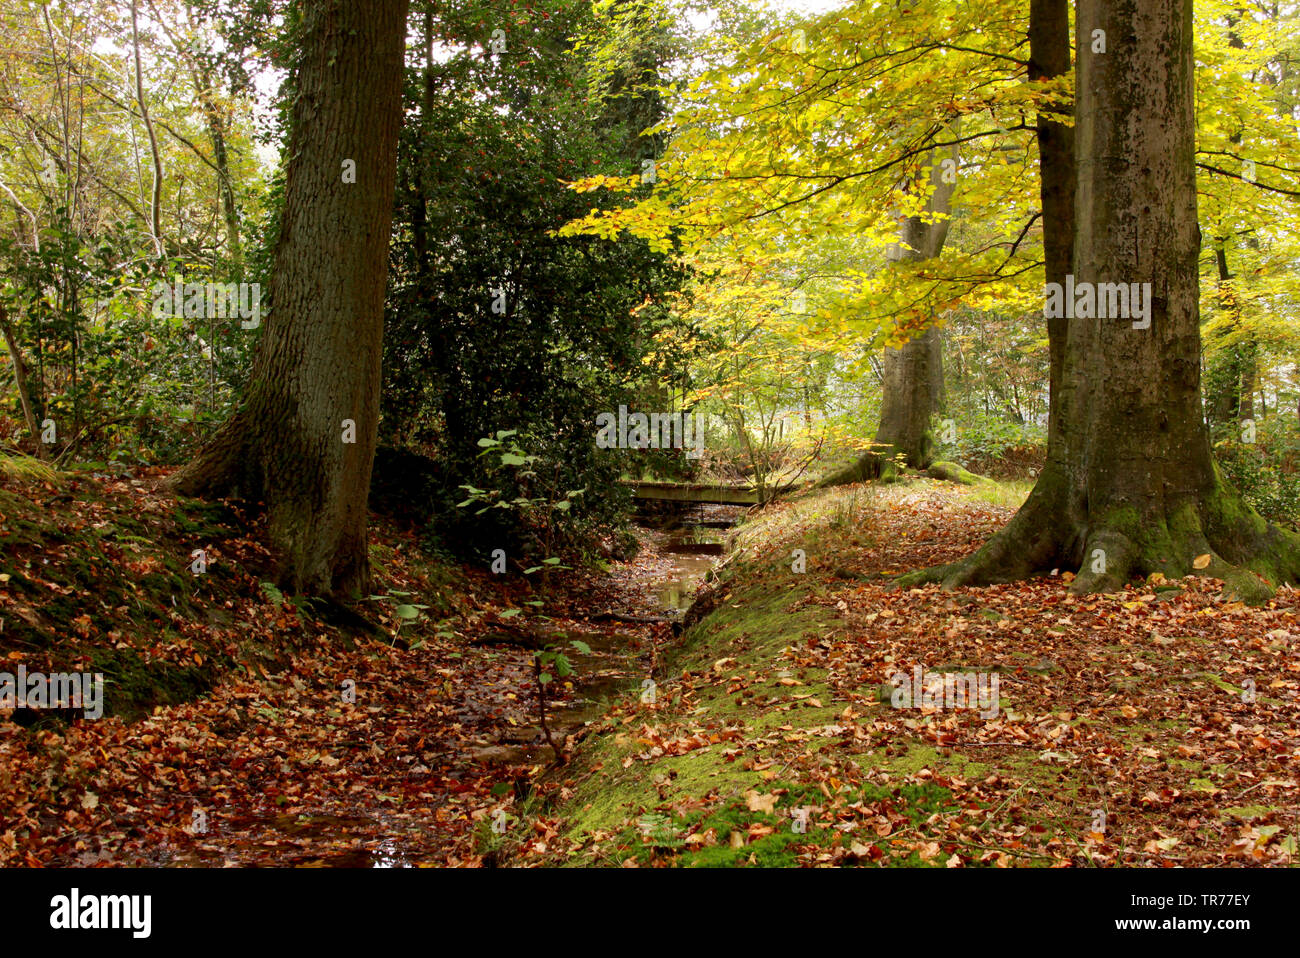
{"left": 142, "top": 502, "right": 743, "bottom": 867}
{"left": 656, "top": 549, "right": 718, "bottom": 610}
{"left": 642, "top": 502, "right": 740, "bottom": 611}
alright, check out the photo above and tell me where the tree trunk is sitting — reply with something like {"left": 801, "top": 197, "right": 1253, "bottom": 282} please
{"left": 407, "top": 8, "right": 435, "bottom": 275}
{"left": 1207, "top": 245, "right": 1241, "bottom": 423}
{"left": 0, "top": 304, "right": 42, "bottom": 455}
{"left": 130, "top": 0, "right": 164, "bottom": 259}
{"left": 872, "top": 326, "right": 944, "bottom": 473}
{"left": 1206, "top": 244, "right": 1261, "bottom": 429}
{"left": 903, "top": 0, "right": 1300, "bottom": 600}
{"left": 821, "top": 140, "right": 956, "bottom": 486}
{"left": 203, "top": 84, "right": 243, "bottom": 276}
{"left": 1239, "top": 339, "right": 1257, "bottom": 423}
{"left": 169, "top": 0, "right": 409, "bottom": 597}
{"left": 1029, "top": 0, "right": 1075, "bottom": 453}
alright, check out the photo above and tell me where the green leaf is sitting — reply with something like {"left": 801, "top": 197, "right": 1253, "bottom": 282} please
{"left": 394, "top": 604, "right": 420, "bottom": 620}
{"left": 260, "top": 581, "right": 285, "bottom": 607}
{"left": 539, "top": 672, "right": 553, "bottom": 685}
{"left": 499, "top": 608, "right": 522, "bottom": 618}
{"left": 554, "top": 655, "right": 572, "bottom": 678}
{"left": 500, "top": 453, "right": 528, "bottom": 466}
{"left": 569, "top": 639, "right": 592, "bottom": 655}
{"left": 523, "top": 566, "right": 543, "bottom": 575}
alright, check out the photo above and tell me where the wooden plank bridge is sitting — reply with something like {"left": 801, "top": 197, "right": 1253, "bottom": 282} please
{"left": 623, "top": 480, "right": 761, "bottom": 506}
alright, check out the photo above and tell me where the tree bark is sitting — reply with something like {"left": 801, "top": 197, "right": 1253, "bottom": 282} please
{"left": 871, "top": 326, "right": 944, "bottom": 474}
{"left": 130, "top": 0, "right": 164, "bottom": 260}
{"left": 821, "top": 139, "right": 956, "bottom": 485}
{"left": 1239, "top": 339, "right": 1257, "bottom": 423}
{"left": 200, "top": 74, "right": 243, "bottom": 275}
{"left": 1207, "top": 245, "right": 1242, "bottom": 423}
{"left": 1029, "top": 0, "right": 1075, "bottom": 452}
{"left": 169, "top": 0, "right": 410, "bottom": 597}
{"left": 0, "top": 304, "right": 42, "bottom": 455}
{"left": 902, "top": 0, "right": 1300, "bottom": 600}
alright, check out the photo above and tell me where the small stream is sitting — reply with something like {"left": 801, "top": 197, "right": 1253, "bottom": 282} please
{"left": 468, "top": 501, "right": 744, "bottom": 766}
{"left": 649, "top": 506, "right": 735, "bottom": 610}
{"left": 142, "top": 502, "right": 743, "bottom": 867}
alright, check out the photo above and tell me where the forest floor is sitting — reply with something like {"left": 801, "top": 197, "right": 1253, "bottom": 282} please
{"left": 537, "top": 481, "right": 1300, "bottom": 867}
{"left": 1, "top": 463, "right": 1297, "bottom": 867}
{"left": 0, "top": 460, "right": 670, "bottom": 866}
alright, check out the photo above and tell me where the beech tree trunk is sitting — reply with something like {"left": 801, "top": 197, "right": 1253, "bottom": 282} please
{"left": 871, "top": 327, "right": 946, "bottom": 467}
{"left": 904, "top": 0, "right": 1300, "bottom": 600}
{"left": 873, "top": 179, "right": 952, "bottom": 468}
{"left": 203, "top": 88, "right": 243, "bottom": 276}
{"left": 1207, "top": 245, "right": 1262, "bottom": 428}
{"left": 1029, "top": 0, "right": 1075, "bottom": 452}
{"left": 169, "top": 0, "right": 410, "bottom": 597}
{"left": 821, "top": 141, "right": 955, "bottom": 485}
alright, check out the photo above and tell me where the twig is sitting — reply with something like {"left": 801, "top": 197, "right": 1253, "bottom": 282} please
{"left": 533, "top": 653, "right": 565, "bottom": 765}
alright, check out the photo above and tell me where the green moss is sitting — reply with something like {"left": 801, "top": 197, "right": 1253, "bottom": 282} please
{"left": 597, "top": 779, "right": 966, "bottom": 868}
{"left": 1094, "top": 504, "right": 1143, "bottom": 537}
{"left": 552, "top": 484, "right": 1073, "bottom": 866}
{"left": 927, "top": 461, "right": 986, "bottom": 486}
{"left": 88, "top": 647, "right": 223, "bottom": 721}
{"left": 172, "top": 498, "right": 238, "bottom": 536}
{"left": 884, "top": 744, "right": 992, "bottom": 779}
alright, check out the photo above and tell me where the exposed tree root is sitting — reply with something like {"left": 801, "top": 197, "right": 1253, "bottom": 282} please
{"left": 168, "top": 400, "right": 373, "bottom": 597}
{"left": 896, "top": 468, "right": 1300, "bottom": 603}
{"left": 168, "top": 410, "right": 256, "bottom": 500}
{"left": 925, "top": 460, "right": 988, "bottom": 485}
{"left": 819, "top": 448, "right": 988, "bottom": 490}
{"left": 816, "top": 449, "right": 897, "bottom": 488}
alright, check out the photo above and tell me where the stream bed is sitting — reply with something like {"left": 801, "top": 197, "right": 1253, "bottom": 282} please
{"left": 463, "top": 501, "right": 744, "bottom": 768}
{"left": 137, "top": 502, "right": 744, "bottom": 867}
